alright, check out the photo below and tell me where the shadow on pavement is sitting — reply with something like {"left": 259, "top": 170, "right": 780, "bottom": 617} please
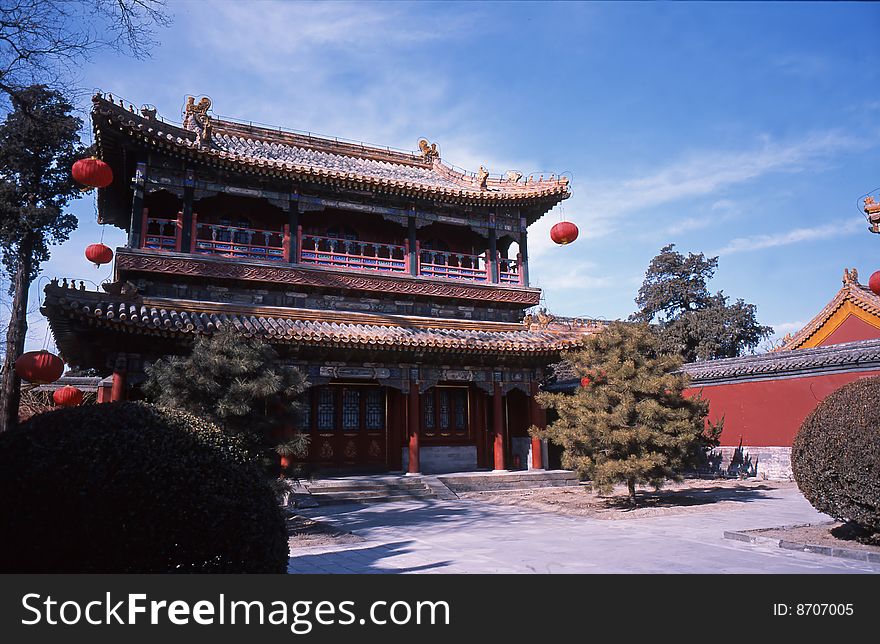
{"left": 606, "top": 484, "right": 778, "bottom": 511}
{"left": 288, "top": 540, "right": 451, "bottom": 574}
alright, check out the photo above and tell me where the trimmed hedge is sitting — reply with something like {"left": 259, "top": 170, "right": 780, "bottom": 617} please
{"left": 0, "top": 402, "right": 289, "bottom": 573}
{"left": 791, "top": 377, "right": 880, "bottom": 538}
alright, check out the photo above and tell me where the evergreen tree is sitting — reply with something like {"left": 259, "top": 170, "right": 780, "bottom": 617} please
{"left": 143, "top": 328, "right": 309, "bottom": 450}
{"left": 0, "top": 85, "right": 86, "bottom": 432}
{"left": 632, "top": 244, "right": 772, "bottom": 362}
{"left": 532, "top": 321, "right": 721, "bottom": 505}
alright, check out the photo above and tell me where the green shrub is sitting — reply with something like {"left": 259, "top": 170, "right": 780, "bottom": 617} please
{"left": 791, "top": 377, "right": 880, "bottom": 540}
{"left": 0, "top": 402, "right": 289, "bottom": 572}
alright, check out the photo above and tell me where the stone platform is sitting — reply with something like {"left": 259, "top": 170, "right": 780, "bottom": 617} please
{"left": 301, "top": 470, "right": 579, "bottom": 506}
{"left": 436, "top": 469, "right": 579, "bottom": 493}
{"left": 302, "top": 475, "right": 438, "bottom": 506}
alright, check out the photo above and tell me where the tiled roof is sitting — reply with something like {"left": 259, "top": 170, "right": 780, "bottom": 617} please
{"left": 33, "top": 376, "right": 102, "bottom": 393}
{"left": 92, "top": 94, "right": 570, "bottom": 206}
{"left": 43, "top": 284, "right": 594, "bottom": 357}
{"left": 211, "top": 131, "right": 465, "bottom": 191}
{"left": 681, "top": 338, "right": 880, "bottom": 384}
{"left": 778, "top": 268, "right": 880, "bottom": 350}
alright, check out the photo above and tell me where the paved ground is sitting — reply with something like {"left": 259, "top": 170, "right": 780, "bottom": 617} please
{"left": 288, "top": 484, "right": 880, "bottom": 574}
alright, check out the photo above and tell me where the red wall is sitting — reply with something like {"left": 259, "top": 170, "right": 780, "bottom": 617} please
{"left": 819, "top": 315, "right": 880, "bottom": 346}
{"left": 685, "top": 369, "right": 880, "bottom": 447}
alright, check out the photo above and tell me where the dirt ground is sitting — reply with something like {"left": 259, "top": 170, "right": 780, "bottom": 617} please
{"left": 286, "top": 513, "right": 365, "bottom": 549}
{"left": 458, "top": 478, "right": 797, "bottom": 520}
{"left": 745, "top": 522, "right": 880, "bottom": 553}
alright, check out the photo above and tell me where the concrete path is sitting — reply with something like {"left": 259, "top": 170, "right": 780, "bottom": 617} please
{"left": 287, "top": 485, "right": 880, "bottom": 574}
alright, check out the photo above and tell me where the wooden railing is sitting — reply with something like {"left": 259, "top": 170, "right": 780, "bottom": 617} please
{"left": 137, "top": 218, "right": 525, "bottom": 285}
{"left": 499, "top": 253, "right": 523, "bottom": 285}
{"left": 299, "top": 232, "right": 407, "bottom": 273}
{"left": 141, "top": 210, "right": 181, "bottom": 251}
{"left": 192, "top": 215, "right": 289, "bottom": 262}
{"left": 418, "top": 244, "right": 490, "bottom": 282}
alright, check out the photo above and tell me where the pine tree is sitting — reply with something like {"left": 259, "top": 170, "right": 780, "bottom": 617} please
{"left": 0, "top": 85, "right": 86, "bottom": 432}
{"left": 632, "top": 244, "right": 773, "bottom": 362}
{"left": 143, "top": 328, "right": 309, "bottom": 450}
{"left": 532, "top": 321, "right": 721, "bottom": 505}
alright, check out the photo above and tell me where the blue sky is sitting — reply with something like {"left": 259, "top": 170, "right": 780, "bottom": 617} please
{"left": 22, "top": 1, "right": 880, "bottom": 352}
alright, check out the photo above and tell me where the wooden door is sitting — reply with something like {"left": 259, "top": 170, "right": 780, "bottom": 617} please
{"left": 310, "top": 385, "right": 387, "bottom": 469}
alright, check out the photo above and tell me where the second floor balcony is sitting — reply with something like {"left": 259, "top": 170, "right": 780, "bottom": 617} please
{"left": 141, "top": 211, "right": 525, "bottom": 286}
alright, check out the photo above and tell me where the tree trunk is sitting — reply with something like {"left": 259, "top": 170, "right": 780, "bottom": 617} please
{"left": 0, "top": 234, "right": 34, "bottom": 433}
{"left": 627, "top": 478, "right": 637, "bottom": 506}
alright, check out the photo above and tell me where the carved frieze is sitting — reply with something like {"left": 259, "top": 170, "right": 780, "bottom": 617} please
{"left": 319, "top": 366, "right": 391, "bottom": 379}
{"left": 115, "top": 251, "right": 541, "bottom": 305}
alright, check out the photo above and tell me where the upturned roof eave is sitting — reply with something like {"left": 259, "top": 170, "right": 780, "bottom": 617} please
{"left": 91, "top": 94, "right": 571, "bottom": 209}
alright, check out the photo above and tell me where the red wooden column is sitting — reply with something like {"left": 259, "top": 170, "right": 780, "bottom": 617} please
{"left": 97, "top": 381, "right": 112, "bottom": 403}
{"left": 110, "top": 371, "right": 127, "bottom": 402}
{"left": 140, "top": 208, "right": 150, "bottom": 250}
{"left": 282, "top": 224, "right": 291, "bottom": 262}
{"left": 529, "top": 380, "right": 545, "bottom": 470}
{"left": 492, "top": 382, "right": 506, "bottom": 471}
{"left": 386, "top": 389, "right": 404, "bottom": 472}
{"left": 407, "top": 385, "right": 420, "bottom": 474}
{"left": 472, "top": 386, "right": 485, "bottom": 469}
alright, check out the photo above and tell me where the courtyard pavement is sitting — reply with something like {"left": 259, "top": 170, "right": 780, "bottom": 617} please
{"left": 287, "top": 484, "right": 880, "bottom": 574}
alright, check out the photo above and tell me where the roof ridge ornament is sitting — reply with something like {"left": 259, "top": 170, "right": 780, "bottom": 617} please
{"left": 843, "top": 267, "right": 859, "bottom": 285}
{"left": 183, "top": 96, "right": 213, "bottom": 146}
{"left": 418, "top": 138, "right": 439, "bottom": 160}
{"left": 477, "top": 166, "right": 489, "bottom": 190}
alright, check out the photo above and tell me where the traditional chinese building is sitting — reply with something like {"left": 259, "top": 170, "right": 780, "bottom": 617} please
{"left": 682, "top": 267, "right": 880, "bottom": 478}
{"left": 42, "top": 93, "right": 597, "bottom": 474}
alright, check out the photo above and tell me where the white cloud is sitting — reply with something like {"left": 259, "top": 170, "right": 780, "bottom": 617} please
{"left": 770, "top": 320, "right": 806, "bottom": 336}
{"left": 527, "top": 130, "right": 869, "bottom": 260}
{"left": 714, "top": 217, "right": 863, "bottom": 255}
{"left": 771, "top": 53, "right": 832, "bottom": 78}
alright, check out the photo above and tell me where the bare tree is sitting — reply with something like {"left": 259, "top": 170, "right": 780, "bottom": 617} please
{"left": 0, "top": 0, "right": 171, "bottom": 107}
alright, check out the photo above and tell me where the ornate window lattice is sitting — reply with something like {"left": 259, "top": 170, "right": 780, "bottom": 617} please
{"left": 439, "top": 389, "right": 451, "bottom": 431}
{"left": 423, "top": 392, "right": 435, "bottom": 431}
{"left": 342, "top": 388, "right": 360, "bottom": 430}
{"left": 453, "top": 389, "right": 467, "bottom": 432}
{"left": 317, "top": 388, "right": 335, "bottom": 430}
{"left": 298, "top": 394, "right": 311, "bottom": 431}
{"left": 423, "top": 387, "right": 468, "bottom": 437}
{"left": 311, "top": 386, "right": 387, "bottom": 434}
{"left": 365, "top": 389, "right": 384, "bottom": 430}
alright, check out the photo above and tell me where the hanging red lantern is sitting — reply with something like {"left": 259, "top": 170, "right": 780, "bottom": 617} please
{"left": 15, "top": 350, "right": 64, "bottom": 384}
{"left": 53, "top": 385, "right": 84, "bottom": 407}
{"left": 72, "top": 157, "right": 113, "bottom": 189}
{"left": 869, "top": 271, "right": 880, "bottom": 296}
{"left": 580, "top": 376, "right": 592, "bottom": 388}
{"left": 85, "top": 243, "right": 113, "bottom": 267}
{"left": 550, "top": 221, "right": 579, "bottom": 245}
{"left": 280, "top": 455, "right": 291, "bottom": 470}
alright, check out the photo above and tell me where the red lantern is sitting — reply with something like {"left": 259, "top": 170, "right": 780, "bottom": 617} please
{"left": 72, "top": 157, "right": 113, "bottom": 189}
{"left": 85, "top": 243, "right": 113, "bottom": 267}
{"left": 550, "top": 221, "right": 579, "bottom": 245}
{"left": 869, "top": 271, "right": 880, "bottom": 296}
{"left": 15, "top": 350, "right": 64, "bottom": 384}
{"left": 280, "top": 455, "right": 291, "bottom": 470}
{"left": 580, "top": 376, "right": 592, "bottom": 388}
{"left": 53, "top": 385, "right": 83, "bottom": 407}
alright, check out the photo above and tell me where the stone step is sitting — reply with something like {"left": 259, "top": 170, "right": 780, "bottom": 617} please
{"left": 311, "top": 493, "right": 437, "bottom": 506}
{"left": 447, "top": 478, "right": 579, "bottom": 492}
{"left": 305, "top": 481, "right": 428, "bottom": 493}
{"left": 438, "top": 470, "right": 579, "bottom": 493}
{"left": 308, "top": 488, "right": 434, "bottom": 500}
